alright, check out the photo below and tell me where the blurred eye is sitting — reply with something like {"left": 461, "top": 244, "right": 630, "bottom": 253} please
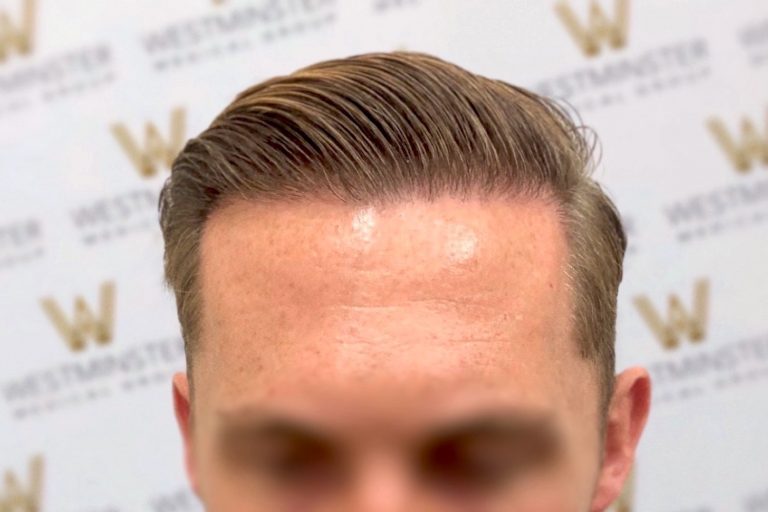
{"left": 417, "top": 439, "right": 521, "bottom": 493}
{"left": 221, "top": 429, "right": 345, "bottom": 494}
{"left": 416, "top": 417, "right": 561, "bottom": 496}
{"left": 253, "top": 441, "right": 343, "bottom": 490}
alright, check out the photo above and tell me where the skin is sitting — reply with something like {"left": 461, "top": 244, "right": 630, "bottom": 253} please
{"left": 172, "top": 195, "right": 651, "bottom": 511}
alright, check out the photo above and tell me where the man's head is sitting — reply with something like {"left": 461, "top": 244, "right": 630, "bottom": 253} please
{"left": 159, "top": 51, "right": 650, "bottom": 511}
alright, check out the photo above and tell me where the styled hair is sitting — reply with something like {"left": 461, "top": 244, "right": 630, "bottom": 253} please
{"left": 159, "top": 51, "right": 626, "bottom": 415}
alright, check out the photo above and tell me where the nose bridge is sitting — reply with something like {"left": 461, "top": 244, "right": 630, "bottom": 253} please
{"left": 343, "top": 449, "right": 417, "bottom": 512}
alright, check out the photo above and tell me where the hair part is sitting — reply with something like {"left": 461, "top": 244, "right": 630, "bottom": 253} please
{"left": 159, "top": 51, "right": 626, "bottom": 420}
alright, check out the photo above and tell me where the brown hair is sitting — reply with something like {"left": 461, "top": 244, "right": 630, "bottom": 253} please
{"left": 159, "top": 51, "right": 626, "bottom": 415}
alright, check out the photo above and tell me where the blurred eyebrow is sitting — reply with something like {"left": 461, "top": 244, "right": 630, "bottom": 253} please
{"left": 427, "top": 412, "right": 558, "bottom": 438}
{"left": 215, "top": 407, "right": 338, "bottom": 462}
{"left": 420, "top": 411, "right": 563, "bottom": 457}
{"left": 216, "top": 407, "right": 333, "bottom": 442}
{"left": 214, "top": 408, "right": 562, "bottom": 464}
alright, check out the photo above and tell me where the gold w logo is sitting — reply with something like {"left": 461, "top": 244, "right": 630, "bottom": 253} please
{"left": 609, "top": 465, "right": 635, "bottom": 512}
{"left": 633, "top": 278, "right": 709, "bottom": 351}
{"left": 0, "top": 456, "right": 43, "bottom": 512}
{"left": 707, "top": 112, "right": 768, "bottom": 173}
{"left": 554, "top": 0, "right": 630, "bottom": 57}
{"left": 110, "top": 107, "right": 186, "bottom": 178}
{"left": 40, "top": 281, "right": 116, "bottom": 352}
{"left": 0, "top": 0, "right": 35, "bottom": 64}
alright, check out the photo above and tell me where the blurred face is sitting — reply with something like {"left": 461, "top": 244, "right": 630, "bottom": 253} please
{"left": 173, "top": 196, "right": 649, "bottom": 512}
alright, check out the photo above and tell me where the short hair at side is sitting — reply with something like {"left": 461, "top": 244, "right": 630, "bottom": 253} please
{"left": 158, "top": 51, "right": 627, "bottom": 417}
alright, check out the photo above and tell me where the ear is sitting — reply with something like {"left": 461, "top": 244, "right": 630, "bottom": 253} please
{"left": 173, "top": 372, "right": 199, "bottom": 494}
{"left": 590, "top": 366, "right": 651, "bottom": 512}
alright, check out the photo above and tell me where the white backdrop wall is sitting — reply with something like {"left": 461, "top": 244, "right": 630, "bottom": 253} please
{"left": 1, "top": 0, "right": 767, "bottom": 511}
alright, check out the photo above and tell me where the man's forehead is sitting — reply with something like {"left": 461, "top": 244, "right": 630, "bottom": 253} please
{"left": 193, "top": 196, "right": 594, "bottom": 425}
{"left": 197, "top": 195, "right": 575, "bottom": 382}
{"left": 200, "top": 195, "right": 570, "bottom": 305}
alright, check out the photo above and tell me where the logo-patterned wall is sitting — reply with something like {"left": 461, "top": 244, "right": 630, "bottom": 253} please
{"left": 1, "top": 0, "right": 766, "bottom": 510}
